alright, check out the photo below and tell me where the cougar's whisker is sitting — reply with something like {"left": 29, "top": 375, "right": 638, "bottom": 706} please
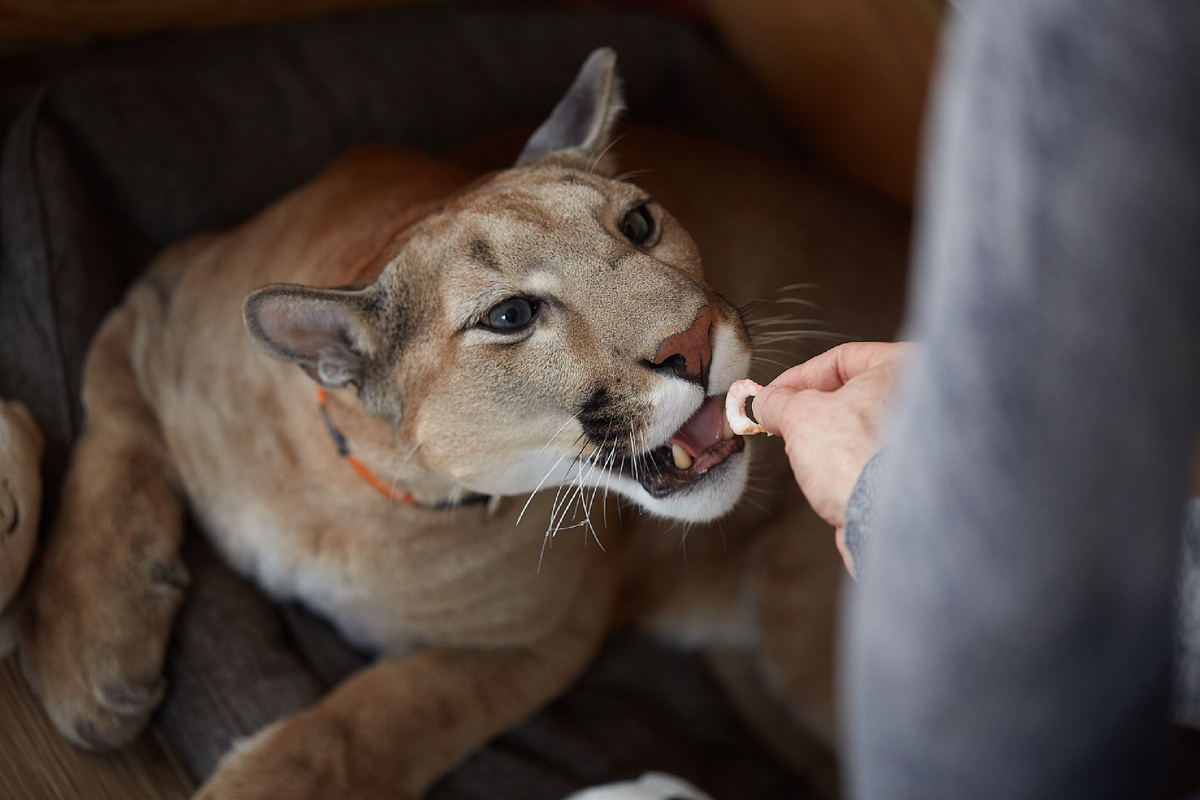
{"left": 749, "top": 356, "right": 795, "bottom": 372}
{"left": 764, "top": 296, "right": 822, "bottom": 308}
{"left": 517, "top": 445, "right": 577, "bottom": 527}
{"left": 628, "top": 420, "right": 640, "bottom": 484}
{"left": 536, "top": 417, "right": 577, "bottom": 459}
{"left": 571, "top": 447, "right": 592, "bottom": 520}
{"left": 639, "top": 426, "right": 663, "bottom": 480}
{"left": 542, "top": 479, "right": 572, "bottom": 562}
{"left": 751, "top": 330, "right": 849, "bottom": 345}
{"left": 744, "top": 316, "right": 829, "bottom": 328}
{"left": 602, "top": 443, "right": 619, "bottom": 528}
{"left": 550, "top": 441, "right": 591, "bottom": 538}
{"left": 770, "top": 281, "right": 820, "bottom": 294}
{"left": 575, "top": 453, "right": 604, "bottom": 550}
{"left": 613, "top": 168, "right": 654, "bottom": 183}
{"left": 588, "top": 132, "right": 631, "bottom": 173}
{"left": 737, "top": 283, "right": 821, "bottom": 313}
{"left": 388, "top": 441, "right": 423, "bottom": 493}
{"left": 580, "top": 444, "right": 605, "bottom": 528}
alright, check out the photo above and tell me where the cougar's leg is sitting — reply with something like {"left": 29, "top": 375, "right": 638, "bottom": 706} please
{"left": 694, "top": 491, "right": 844, "bottom": 798}
{"left": 20, "top": 294, "right": 188, "bottom": 750}
{"left": 194, "top": 565, "right": 616, "bottom": 800}
{"left": 749, "top": 493, "right": 843, "bottom": 750}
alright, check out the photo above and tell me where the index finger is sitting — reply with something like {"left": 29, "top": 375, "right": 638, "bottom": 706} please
{"left": 765, "top": 341, "right": 906, "bottom": 393}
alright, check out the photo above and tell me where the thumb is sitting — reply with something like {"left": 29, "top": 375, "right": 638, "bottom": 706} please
{"left": 752, "top": 384, "right": 801, "bottom": 438}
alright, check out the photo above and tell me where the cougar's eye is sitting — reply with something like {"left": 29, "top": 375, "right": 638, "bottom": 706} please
{"left": 620, "top": 204, "right": 654, "bottom": 245}
{"left": 483, "top": 297, "right": 540, "bottom": 332}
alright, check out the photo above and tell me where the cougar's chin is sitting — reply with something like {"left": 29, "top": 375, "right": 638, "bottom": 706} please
{"left": 630, "top": 448, "right": 750, "bottom": 522}
{"left": 618, "top": 395, "right": 752, "bottom": 523}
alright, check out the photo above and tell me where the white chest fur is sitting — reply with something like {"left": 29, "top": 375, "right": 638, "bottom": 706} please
{"left": 197, "top": 490, "right": 595, "bottom": 655}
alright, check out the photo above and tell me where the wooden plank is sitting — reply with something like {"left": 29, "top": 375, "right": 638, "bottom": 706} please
{"left": 0, "top": 656, "right": 194, "bottom": 800}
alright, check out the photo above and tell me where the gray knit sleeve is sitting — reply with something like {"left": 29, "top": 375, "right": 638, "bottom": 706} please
{"left": 847, "top": 456, "right": 1200, "bottom": 731}
{"left": 842, "top": 448, "right": 888, "bottom": 579}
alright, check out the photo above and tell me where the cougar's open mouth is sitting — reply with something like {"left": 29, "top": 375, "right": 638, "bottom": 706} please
{"left": 629, "top": 395, "right": 744, "bottom": 499}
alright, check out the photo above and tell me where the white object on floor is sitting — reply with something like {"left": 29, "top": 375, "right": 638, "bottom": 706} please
{"left": 562, "top": 772, "right": 717, "bottom": 800}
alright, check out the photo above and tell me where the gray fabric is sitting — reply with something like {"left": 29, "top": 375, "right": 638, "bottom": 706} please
{"left": 158, "top": 535, "right": 331, "bottom": 778}
{"left": 426, "top": 628, "right": 813, "bottom": 800}
{"left": 0, "top": 6, "right": 815, "bottom": 797}
{"left": 845, "top": 453, "right": 1200, "bottom": 734}
{"left": 842, "top": 2, "right": 1200, "bottom": 799}
{"left": 165, "top": 537, "right": 811, "bottom": 800}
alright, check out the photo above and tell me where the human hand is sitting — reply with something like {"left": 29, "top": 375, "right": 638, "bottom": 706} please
{"left": 753, "top": 342, "right": 908, "bottom": 573}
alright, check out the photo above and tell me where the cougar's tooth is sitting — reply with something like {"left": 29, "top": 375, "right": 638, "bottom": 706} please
{"left": 722, "top": 416, "right": 735, "bottom": 440}
{"left": 671, "top": 444, "right": 694, "bottom": 470}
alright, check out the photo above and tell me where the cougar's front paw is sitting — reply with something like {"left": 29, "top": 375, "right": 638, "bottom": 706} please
{"left": 19, "top": 547, "right": 188, "bottom": 750}
{"left": 196, "top": 712, "right": 382, "bottom": 800}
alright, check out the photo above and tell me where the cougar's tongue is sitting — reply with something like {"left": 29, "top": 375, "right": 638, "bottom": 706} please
{"left": 668, "top": 396, "right": 725, "bottom": 458}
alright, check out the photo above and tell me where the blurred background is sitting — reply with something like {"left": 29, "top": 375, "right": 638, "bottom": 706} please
{"left": 0, "top": 0, "right": 944, "bottom": 209}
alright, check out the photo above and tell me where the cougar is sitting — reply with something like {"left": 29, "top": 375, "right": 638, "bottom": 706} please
{"left": 21, "top": 48, "right": 903, "bottom": 799}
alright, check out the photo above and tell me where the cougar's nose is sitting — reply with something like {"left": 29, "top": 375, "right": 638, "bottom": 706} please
{"left": 650, "top": 306, "right": 712, "bottom": 389}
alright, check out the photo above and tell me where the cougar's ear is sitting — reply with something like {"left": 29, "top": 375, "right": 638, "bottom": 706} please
{"left": 515, "top": 47, "right": 624, "bottom": 168}
{"left": 244, "top": 284, "right": 381, "bottom": 389}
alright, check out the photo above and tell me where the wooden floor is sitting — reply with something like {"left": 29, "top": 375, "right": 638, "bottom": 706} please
{"left": 0, "top": 656, "right": 193, "bottom": 800}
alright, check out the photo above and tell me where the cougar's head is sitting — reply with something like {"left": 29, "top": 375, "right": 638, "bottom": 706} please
{"left": 245, "top": 49, "right": 753, "bottom": 523}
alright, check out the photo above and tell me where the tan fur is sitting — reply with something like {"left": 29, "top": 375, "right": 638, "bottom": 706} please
{"left": 0, "top": 400, "right": 44, "bottom": 655}
{"left": 19, "top": 52, "right": 908, "bottom": 799}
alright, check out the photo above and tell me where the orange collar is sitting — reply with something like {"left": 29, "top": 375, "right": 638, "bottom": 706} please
{"left": 316, "top": 386, "right": 418, "bottom": 505}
